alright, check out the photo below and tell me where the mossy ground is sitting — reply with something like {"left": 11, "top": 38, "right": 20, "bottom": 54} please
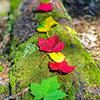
{"left": 10, "top": 23, "right": 100, "bottom": 100}
{"left": 0, "top": 0, "right": 23, "bottom": 99}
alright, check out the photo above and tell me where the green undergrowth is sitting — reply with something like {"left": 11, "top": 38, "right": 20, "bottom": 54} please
{"left": 9, "top": 0, "right": 23, "bottom": 26}
{"left": 10, "top": 0, "right": 22, "bottom": 14}
{"left": 0, "top": 1, "right": 23, "bottom": 99}
{"left": 0, "top": 11, "right": 8, "bottom": 17}
{"left": 10, "top": 23, "right": 100, "bottom": 100}
{"left": 0, "top": 85, "right": 9, "bottom": 99}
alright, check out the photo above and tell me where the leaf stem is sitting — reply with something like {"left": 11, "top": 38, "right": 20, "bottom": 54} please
{"left": 46, "top": 32, "right": 49, "bottom": 38}
{"left": 41, "top": 54, "right": 48, "bottom": 66}
{"left": 59, "top": 70, "right": 66, "bottom": 82}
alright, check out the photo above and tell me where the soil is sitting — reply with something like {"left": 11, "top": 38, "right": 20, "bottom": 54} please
{"left": 72, "top": 16, "right": 100, "bottom": 65}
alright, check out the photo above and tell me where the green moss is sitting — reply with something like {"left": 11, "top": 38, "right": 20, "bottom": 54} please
{"left": 9, "top": 2, "right": 100, "bottom": 99}
{"left": 9, "top": 69, "right": 16, "bottom": 94}
{"left": 35, "top": 9, "right": 65, "bottom": 23}
{"left": 0, "top": 11, "right": 8, "bottom": 17}
{"left": 0, "top": 1, "right": 24, "bottom": 99}
{"left": 10, "top": 0, "right": 22, "bottom": 13}
{"left": 41, "top": 0, "right": 50, "bottom": 3}
{"left": 60, "top": 1, "right": 72, "bottom": 22}
{"left": 10, "top": 23, "right": 100, "bottom": 100}
{"left": 10, "top": 0, "right": 23, "bottom": 23}
{"left": 0, "top": 85, "right": 9, "bottom": 99}
{"left": 96, "top": 96, "right": 100, "bottom": 99}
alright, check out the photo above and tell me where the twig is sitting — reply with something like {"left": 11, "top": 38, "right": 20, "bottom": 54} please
{"left": 41, "top": 54, "right": 48, "bottom": 65}
{"left": 59, "top": 70, "right": 66, "bottom": 82}
{"left": 9, "top": 87, "right": 30, "bottom": 99}
{"left": 46, "top": 32, "right": 49, "bottom": 38}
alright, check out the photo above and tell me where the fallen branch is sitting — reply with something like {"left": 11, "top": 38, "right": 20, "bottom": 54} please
{"left": 9, "top": 87, "right": 30, "bottom": 99}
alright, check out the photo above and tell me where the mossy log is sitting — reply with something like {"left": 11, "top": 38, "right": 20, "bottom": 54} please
{"left": 5, "top": 0, "right": 100, "bottom": 100}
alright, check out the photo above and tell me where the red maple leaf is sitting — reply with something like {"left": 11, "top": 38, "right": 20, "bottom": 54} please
{"left": 38, "top": 3, "right": 53, "bottom": 12}
{"left": 38, "top": 35, "right": 65, "bottom": 52}
{"left": 49, "top": 60, "right": 75, "bottom": 73}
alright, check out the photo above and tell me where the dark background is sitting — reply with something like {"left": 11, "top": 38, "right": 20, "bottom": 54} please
{"left": 62, "top": 0, "right": 100, "bottom": 17}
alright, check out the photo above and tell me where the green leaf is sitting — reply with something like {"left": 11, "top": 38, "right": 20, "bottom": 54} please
{"left": 37, "top": 16, "right": 58, "bottom": 32}
{"left": 30, "top": 76, "right": 67, "bottom": 100}
{"left": 30, "top": 83, "right": 44, "bottom": 100}
{"left": 44, "top": 90, "right": 67, "bottom": 100}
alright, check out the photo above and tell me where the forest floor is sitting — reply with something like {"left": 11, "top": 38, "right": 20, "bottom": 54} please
{"left": 72, "top": 16, "right": 100, "bottom": 67}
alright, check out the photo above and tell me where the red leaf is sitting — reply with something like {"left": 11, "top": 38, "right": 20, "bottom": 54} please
{"left": 49, "top": 60, "right": 75, "bottom": 73}
{"left": 38, "top": 3, "right": 53, "bottom": 12}
{"left": 38, "top": 35, "right": 65, "bottom": 52}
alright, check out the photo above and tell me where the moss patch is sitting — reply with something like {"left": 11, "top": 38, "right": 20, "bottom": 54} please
{"left": 10, "top": 0, "right": 22, "bottom": 13}
{"left": 35, "top": 9, "right": 65, "bottom": 23}
{"left": 41, "top": 0, "right": 50, "bottom": 3}
{"left": 9, "top": 1, "right": 100, "bottom": 99}
{"left": 0, "top": 85, "right": 9, "bottom": 99}
{"left": 10, "top": 23, "right": 100, "bottom": 100}
{"left": 0, "top": 11, "right": 8, "bottom": 17}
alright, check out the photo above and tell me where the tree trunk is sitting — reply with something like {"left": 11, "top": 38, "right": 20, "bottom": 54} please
{"left": 1, "top": 0, "right": 100, "bottom": 100}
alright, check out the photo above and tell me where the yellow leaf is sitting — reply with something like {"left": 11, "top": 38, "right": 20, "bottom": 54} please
{"left": 48, "top": 52, "right": 65, "bottom": 63}
{"left": 37, "top": 16, "right": 58, "bottom": 32}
